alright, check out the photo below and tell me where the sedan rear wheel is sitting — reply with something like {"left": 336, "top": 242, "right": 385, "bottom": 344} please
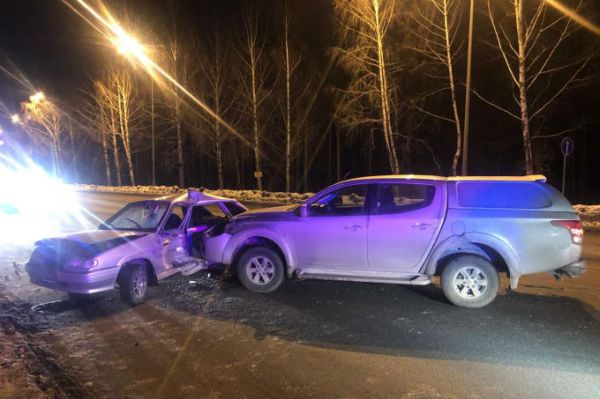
{"left": 441, "top": 255, "right": 499, "bottom": 308}
{"left": 237, "top": 247, "right": 284, "bottom": 293}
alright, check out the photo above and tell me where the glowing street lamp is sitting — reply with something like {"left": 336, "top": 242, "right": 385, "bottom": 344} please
{"left": 29, "top": 91, "right": 46, "bottom": 105}
{"left": 112, "top": 32, "right": 146, "bottom": 58}
{"left": 11, "top": 114, "right": 22, "bottom": 125}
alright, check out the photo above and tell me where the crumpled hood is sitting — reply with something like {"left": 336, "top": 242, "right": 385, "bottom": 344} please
{"left": 234, "top": 204, "right": 298, "bottom": 221}
{"left": 34, "top": 230, "right": 147, "bottom": 258}
{"left": 62, "top": 229, "right": 145, "bottom": 245}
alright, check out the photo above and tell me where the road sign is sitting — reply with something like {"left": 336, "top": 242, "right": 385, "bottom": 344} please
{"left": 560, "top": 137, "right": 574, "bottom": 194}
{"left": 561, "top": 137, "right": 574, "bottom": 156}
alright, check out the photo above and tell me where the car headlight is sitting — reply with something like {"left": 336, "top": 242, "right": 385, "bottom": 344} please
{"left": 64, "top": 258, "right": 98, "bottom": 272}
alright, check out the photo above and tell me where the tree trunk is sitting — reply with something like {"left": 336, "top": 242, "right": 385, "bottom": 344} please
{"left": 442, "top": 0, "right": 463, "bottom": 176}
{"left": 109, "top": 107, "right": 122, "bottom": 186}
{"left": 373, "top": 0, "right": 400, "bottom": 174}
{"left": 284, "top": 14, "right": 292, "bottom": 193}
{"left": 215, "top": 104, "right": 224, "bottom": 189}
{"left": 151, "top": 80, "right": 156, "bottom": 185}
{"left": 117, "top": 87, "right": 135, "bottom": 186}
{"left": 250, "top": 48, "right": 263, "bottom": 190}
{"left": 176, "top": 113, "right": 184, "bottom": 187}
{"left": 515, "top": 0, "right": 534, "bottom": 175}
{"left": 101, "top": 130, "right": 112, "bottom": 185}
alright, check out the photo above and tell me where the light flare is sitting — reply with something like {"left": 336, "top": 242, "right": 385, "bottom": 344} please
{"left": 544, "top": 0, "right": 600, "bottom": 36}
{"left": 0, "top": 152, "right": 94, "bottom": 246}
{"left": 66, "top": 0, "right": 251, "bottom": 148}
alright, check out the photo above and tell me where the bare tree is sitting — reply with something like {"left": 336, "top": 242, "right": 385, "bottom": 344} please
{"left": 196, "top": 27, "right": 234, "bottom": 189}
{"left": 237, "top": 9, "right": 272, "bottom": 190}
{"left": 333, "top": 0, "right": 401, "bottom": 174}
{"left": 484, "top": 0, "right": 592, "bottom": 174}
{"left": 165, "top": 37, "right": 186, "bottom": 187}
{"left": 410, "top": 0, "right": 464, "bottom": 175}
{"left": 280, "top": 0, "right": 303, "bottom": 192}
{"left": 88, "top": 71, "right": 143, "bottom": 186}
{"left": 22, "top": 93, "right": 63, "bottom": 176}
{"left": 113, "top": 71, "right": 138, "bottom": 185}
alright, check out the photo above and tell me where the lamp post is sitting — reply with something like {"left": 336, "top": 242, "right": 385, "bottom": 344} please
{"left": 461, "top": 0, "right": 475, "bottom": 176}
{"left": 11, "top": 114, "right": 22, "bottom": 125}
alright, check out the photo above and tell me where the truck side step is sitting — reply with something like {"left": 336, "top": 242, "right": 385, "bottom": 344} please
{"left": 295, "top": 270, "right": 431, "bottom": 286}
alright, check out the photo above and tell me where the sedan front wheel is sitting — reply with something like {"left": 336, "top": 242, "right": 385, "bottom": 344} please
{"left": 118, "top": 264, "right": 149, "bottom": 306}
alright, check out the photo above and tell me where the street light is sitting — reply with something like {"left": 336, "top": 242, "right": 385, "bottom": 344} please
{"left": 29, "top": 91, "right": 45, "bottom": 105}
{"left": 111, "top": 32, "right": 146, "bottom": 58}
{"left": 11, "top": 114, "right": 21, "bottom": 125}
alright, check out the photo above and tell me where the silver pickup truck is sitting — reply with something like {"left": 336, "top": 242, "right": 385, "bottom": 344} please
{"left": 220, "top": 175, "right": 585, "bottom": 308}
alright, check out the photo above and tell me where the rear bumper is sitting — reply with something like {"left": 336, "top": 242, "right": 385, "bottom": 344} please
{"left": 25, "top": 263, "right": 120, "bottom": 294}
{"left": 555, "top": 259, "right": 586, "bottom": 278}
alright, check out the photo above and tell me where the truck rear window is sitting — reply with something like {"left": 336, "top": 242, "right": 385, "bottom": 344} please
{"left": 456, "top": 182, "right": 552, "bottom": 209}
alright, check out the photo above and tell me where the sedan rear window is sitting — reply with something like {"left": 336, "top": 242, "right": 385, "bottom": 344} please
{"left": 456, "top": 182, "right": 552, "bottom": 209}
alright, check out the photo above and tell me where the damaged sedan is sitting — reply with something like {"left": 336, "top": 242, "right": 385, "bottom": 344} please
{"left": 26, "top": 190, "right": 246, "bottom": 305}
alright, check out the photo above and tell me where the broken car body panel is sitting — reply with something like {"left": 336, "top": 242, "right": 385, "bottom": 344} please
{"left": 26, "top": 190, "right": 246, "bottom": 295}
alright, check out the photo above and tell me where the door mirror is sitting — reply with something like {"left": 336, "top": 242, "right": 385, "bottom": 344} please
{"left": 295, "top": 204, "right": 308, "bottom": 217}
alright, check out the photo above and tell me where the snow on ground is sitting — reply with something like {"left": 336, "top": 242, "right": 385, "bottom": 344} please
{"left": 72, "top": 184, "right": 314, "bottom": 204}
{"left": 72, "top": 184, "right": 600, "bottom": 229}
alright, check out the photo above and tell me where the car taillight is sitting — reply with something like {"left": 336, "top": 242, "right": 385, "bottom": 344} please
{"left": 551, "top": 220, "right": 583, "bottom": 244}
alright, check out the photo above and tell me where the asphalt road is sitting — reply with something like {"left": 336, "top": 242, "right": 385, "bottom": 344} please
{"left": 1, "top": 191, "right": 599, "bottom": 399}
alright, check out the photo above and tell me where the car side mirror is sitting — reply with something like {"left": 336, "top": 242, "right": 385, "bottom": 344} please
{"left": 296, "top": 204, "right": 308, "bottom": 217}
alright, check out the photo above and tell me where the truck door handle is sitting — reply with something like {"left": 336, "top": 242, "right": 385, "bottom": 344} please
{"left": 344, "top": 225, "right": 363, "bottom": 231}
{"left": 411, "top": 223, "right": 432, "bottom": 230}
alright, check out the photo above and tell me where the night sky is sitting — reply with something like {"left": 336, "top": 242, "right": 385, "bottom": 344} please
{"left": 1, "top": 1, "right": 599, "bottom": 201}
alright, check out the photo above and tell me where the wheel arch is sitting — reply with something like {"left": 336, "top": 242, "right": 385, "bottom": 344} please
{"left": 223, "top": 228, "right": 293, "bottom": 274}
{"left": 425, "top": 234, "right": 520, "bottom": 287}
{"left": 230, "top": 236, "right": 289, "bottom": 277}
{"left": 117, "top": 258, "right": 158, "bottom": 287}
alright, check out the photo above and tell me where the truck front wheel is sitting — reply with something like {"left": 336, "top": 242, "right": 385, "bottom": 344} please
{"left": 441, "top": 255, "right": 499, "bottom": 308}
{"left": 236, "top": 247, "right": 284, "bottom": 293}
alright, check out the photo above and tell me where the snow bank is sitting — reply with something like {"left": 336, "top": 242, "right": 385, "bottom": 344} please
{"left": 573, "top": 205, "right": 600, "bottom": 230}
{"left": 71, "top": 184, "right": 600, "bottom": 229}
{"left": 72, "top": 184, "right": 314, "bottom": 204}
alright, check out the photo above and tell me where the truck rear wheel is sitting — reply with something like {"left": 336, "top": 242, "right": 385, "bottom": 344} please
{"left": 441, "top": 255, "right": 499, "bottom": 308}
{"left": 236, "top": 247, "right": 284, "bottom": 293}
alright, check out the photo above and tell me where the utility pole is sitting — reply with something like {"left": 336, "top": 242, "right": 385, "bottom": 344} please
{"left": 461, "top": 0, "right": 475, "bottom": 176}
{"left": 151, "top": 79, "right": 156, "bottom": 185}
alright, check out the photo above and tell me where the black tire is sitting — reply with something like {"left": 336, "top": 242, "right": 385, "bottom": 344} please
{"left": 118, "top": 264, "right": 149, "bottom": 306}
{"left": 441, "top": 255, "right": 499, "bottom": 308}
{"left": 236, "top": 247, "right": 285, "bottom": 293}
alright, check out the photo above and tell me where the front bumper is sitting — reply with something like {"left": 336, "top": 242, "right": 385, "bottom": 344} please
{"left": 555, "top": 259, "right": 586, "bottom": 278}
{"left": 25, "top": 263, "right": 120, "bottom": 294}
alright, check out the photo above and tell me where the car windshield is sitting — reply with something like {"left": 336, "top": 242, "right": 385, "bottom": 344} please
{"left": 100, "top": 201, "right": 169, "bottom": 232}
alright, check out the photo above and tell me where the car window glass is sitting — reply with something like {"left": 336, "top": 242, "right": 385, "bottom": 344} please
{"left": 103, "top": 201, "right": 168, "bottom": 231}
{"left": 376, "top": 184, "right": 435, "bottom": 214}
{"left": 309, "top": 185, "right": 368, "bottom": 216}
{"left": 224, "top": 202, "right": 246, "bottom": 217}
{"left": 189, "top": 205, "right": 226, "bottom": 228}
{"left": 164, "top": 205, "right": 187, "bottom": 230}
